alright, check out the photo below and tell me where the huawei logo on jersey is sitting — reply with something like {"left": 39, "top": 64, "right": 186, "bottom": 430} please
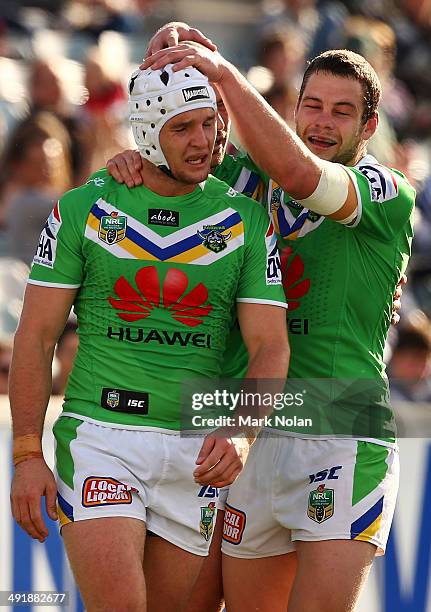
{"left": 108, "top": 266, "right": 212, "bottom": 327}
{"left": 280, "top": 247, "right": 310, "bottom": 310}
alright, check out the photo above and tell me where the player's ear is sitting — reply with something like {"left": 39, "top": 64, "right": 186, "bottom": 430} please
{"left": 363, "top": 112, "right": 378, "bottom": 141}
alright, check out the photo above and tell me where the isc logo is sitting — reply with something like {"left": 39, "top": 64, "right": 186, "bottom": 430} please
{"left": 127, "top": 399, "right": 146, "bottom": 408}
{"left": 309, "top": 465, "right": 342, "bottom": 484}
{"left": 198, "top": 485, "right": 219, "bottom": 498}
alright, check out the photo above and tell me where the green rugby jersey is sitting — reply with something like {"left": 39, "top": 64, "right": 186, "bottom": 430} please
{"left": 29, "top": 170, "right": 286, "bottom": 430}
{"left": 214, "top": 153, "right": 415, "bottom": 442}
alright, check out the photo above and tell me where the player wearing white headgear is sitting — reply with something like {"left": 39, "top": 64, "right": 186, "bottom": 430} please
{"left": 129, "top": 63, "right": 217, "bottom": 172}
{"left": 9, "top": 59, "right": 289, "bottom": 612}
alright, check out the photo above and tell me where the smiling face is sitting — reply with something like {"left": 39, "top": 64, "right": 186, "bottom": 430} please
{"left": 159, "top": 107, "right": 217, "bottom": 185}
{"left": 295, "top": 71, "right": 378, "bottom": 166}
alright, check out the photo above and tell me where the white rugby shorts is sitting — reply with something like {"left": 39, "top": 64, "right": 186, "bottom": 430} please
{"left": 53, "top": 416, "right": 219, "bottom": 556}
{"left": 221, "top": 434, "right": 399, "bottom": 558}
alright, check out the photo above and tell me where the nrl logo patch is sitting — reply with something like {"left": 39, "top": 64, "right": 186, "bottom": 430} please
{"left": 106, "top": 389, "right": 120, "bottom": 408}
{"left": 99, "top": 212, "right": 127, "bottom": 245}
{"left": 307, "top": 484, "right": 334, "bottom": 523}
{"left": 200, "top": 501, "right": 216, "bottom": 541}
{"left": 197, "top": 225, "right": 232, "bottom": 253}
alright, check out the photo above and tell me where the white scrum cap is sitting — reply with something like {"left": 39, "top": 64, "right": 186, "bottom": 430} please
{"left": 128, "top": 63, "right": 217, "bottom": 169}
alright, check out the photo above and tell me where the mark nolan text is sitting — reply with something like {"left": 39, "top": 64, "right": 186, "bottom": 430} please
{"left": 191, "top": 415, "right": 313, "bottom": 428}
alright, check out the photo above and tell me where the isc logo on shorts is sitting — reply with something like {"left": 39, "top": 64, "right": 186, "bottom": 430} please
{"left": 222, "top": 503, "right": 246, "bottom": 545}
{"left": 82, "top": 477, "right": 138, "bottom": 507}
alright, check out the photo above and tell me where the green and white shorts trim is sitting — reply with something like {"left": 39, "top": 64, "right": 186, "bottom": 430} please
{"left": 221, "top": 434, "right": 399, "bottom": 558}
{"left": 53, "top": 416, "right": 217, "bottom": 556}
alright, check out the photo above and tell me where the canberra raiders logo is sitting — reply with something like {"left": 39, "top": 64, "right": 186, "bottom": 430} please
{"left": 270, "top": 186, "right": 284, "bottom": 211}
{"left": 197, "top": 225, "right": 232, "bottom": 253}
{"left": 99, "top": 212, "right": 127, "bottom": 245}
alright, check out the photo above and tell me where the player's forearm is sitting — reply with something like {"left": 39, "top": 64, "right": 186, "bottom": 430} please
{"left": 245, "top": 344, "right": 290, "bottom": 381}
{"left": 9, "top": 329, "right": 55, "bottom": 440}
{"left": 217, "top": 63, "right": 321, "bottom": 198}
{"left": 233, "top": 344, "right": 289, "bottom": 441}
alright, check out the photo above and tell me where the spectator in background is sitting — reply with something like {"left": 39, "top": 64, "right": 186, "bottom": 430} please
{"left": 341, "top": 15, "right": 417, "bottom": 169}
{"left": 28, "top": 59, "right": 63, "bottom": 115}
{"left": 249, "top": 25, "right": 305, "bottom": 124}
{"left": 408, "top": 182, "right": 431, "bottom": 318}
{"left": 389, "top": 0, "right": 431, "bottom": 136}
{"left": 257, "top": 25, "right": 306, "bottom": 91}
{"left": 389, "top": 315, "right": 431, "bottom": 402}
{"left": 0, "top": 118, "right": 70, "bottom": 264}
{"left": 260, "top": 0, "right": 348, "bottom": 58}
{"left": 83, "top": 49, "right": 126, "bottom": 115}
{"left": 27, "top": 58, "right": 93, "bottom": 185}
{"left": 81, "top": 47, "right": 131, "bottom": 171}
{"left": 63, "top": 0, "right": 156, "bottom": 39}
{"left": 263, "top": 81, "right": 297, "bottom": 125}
{"left": 0, "top": 256, "right": 28, "bottom": 392}
{"left": 339, "top": 16, "right": 396, "bottom": 167}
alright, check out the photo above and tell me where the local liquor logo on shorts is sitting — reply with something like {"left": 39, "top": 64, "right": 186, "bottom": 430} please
{"left": 200, "top": 501, "right": 216, "bottom": 541}
{"left": 197, "top": 225, "right": 232, "bottom": 253}
{"left": 222, "top": 503, "right": 246, "bottom": 545}
{"left": 82, "top": 477, "right": 138, "bottom": 507}
{"left": 98, "top": 212, "right": 127, "bottom": 245}
{"left": 307, "top": 484, "right": 334, "bottom": 523}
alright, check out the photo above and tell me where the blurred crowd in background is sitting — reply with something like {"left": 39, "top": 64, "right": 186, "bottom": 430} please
{"left": 0, "top": 0, "right": 429, "bottom": 401}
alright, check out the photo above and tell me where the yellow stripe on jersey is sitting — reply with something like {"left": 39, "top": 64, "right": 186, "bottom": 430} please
{"left": 87, "top": 213, "right": 244, "bottom": 263}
